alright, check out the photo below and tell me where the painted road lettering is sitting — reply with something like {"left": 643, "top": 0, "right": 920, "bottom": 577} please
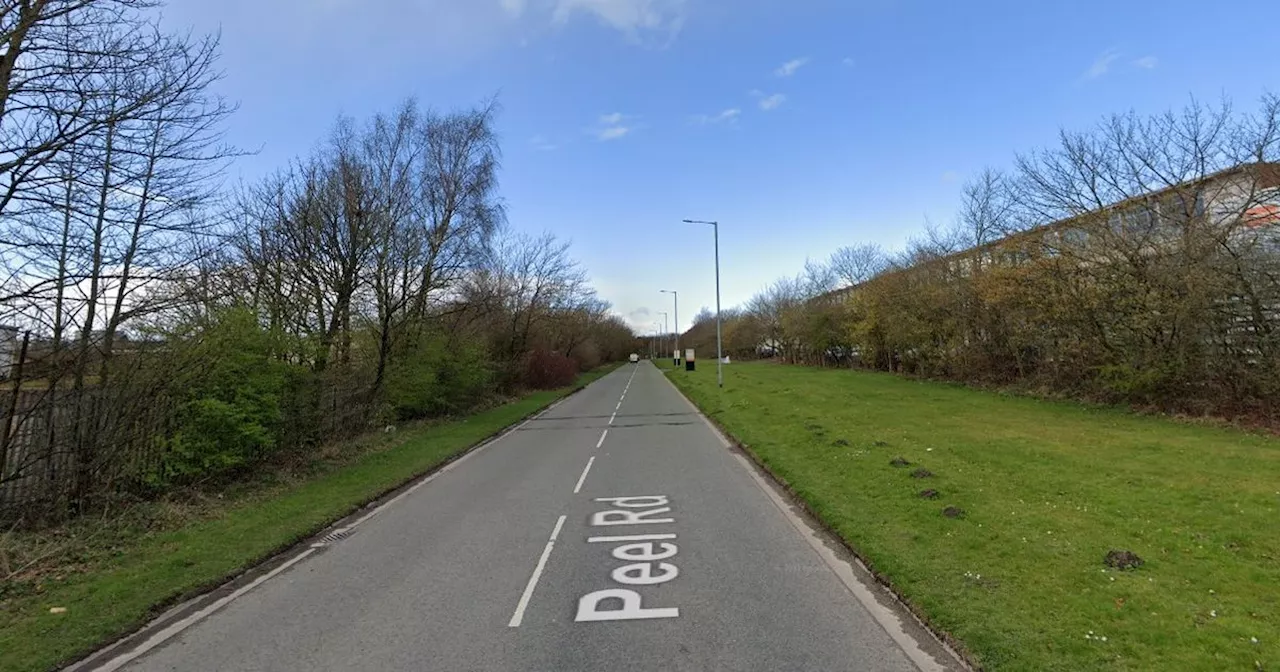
{"left": 589, "top": 495, "right": 675, "bottom": 526}
{"left": 576, "top": 495, "right": 681, "bottom": 622}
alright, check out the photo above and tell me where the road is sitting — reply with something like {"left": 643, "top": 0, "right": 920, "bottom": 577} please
{"left": 84, "top": 362, "right": 964, "bottom": 672}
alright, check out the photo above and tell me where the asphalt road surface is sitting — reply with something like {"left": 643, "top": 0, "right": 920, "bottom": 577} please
{"left": 86, "top": 362, "right": 965, "bottom": 672}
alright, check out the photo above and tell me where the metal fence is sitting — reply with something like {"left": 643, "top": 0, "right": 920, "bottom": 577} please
{"left": 0, "top": 386, "right": 172, "bottom": 521}
{"left": 0, "top": 376, "right": 377, "bottom": 524}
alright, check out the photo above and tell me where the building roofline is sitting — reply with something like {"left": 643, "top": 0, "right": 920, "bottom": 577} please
{"left": 818, "top": 161, "right": 1280, "bottom": 302}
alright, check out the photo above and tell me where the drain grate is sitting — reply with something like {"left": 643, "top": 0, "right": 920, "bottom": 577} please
{"left": 312, "top": 527, "right": 353, "bottom": 547}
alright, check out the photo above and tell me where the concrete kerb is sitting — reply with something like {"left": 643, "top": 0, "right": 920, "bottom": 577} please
{"left": 653, "top": 366, "right": 979, "bottom": 672}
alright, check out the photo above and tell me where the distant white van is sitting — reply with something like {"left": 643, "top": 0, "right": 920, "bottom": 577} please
{"left": 629, "top": 353, "right": 640, "bottom": 363}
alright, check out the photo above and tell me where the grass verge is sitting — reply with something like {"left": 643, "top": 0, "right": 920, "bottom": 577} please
{"left": 662, "top": 360, "right": 1279, "bottom": 671}
{"left": 0, "top": 366, "right": 615, "bottom": 672}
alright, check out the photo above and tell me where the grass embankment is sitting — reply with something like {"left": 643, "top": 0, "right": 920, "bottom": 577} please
{"left": 0, "top": 367, "right": 615, "bottom": 672}
{"left": 662, "top": 360, "right": 1279, "bottom": 671}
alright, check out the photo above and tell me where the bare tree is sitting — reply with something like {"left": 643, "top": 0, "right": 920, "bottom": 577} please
{"left": 959, "top": 167, "right": 1021, "bottom": 248}
{"left": 829, "top": 243, "right": 886, "bottom": 287}
{"left": 0, "top": 1, "right": 196, "bottom": 285}
{"left": 799, "top": 258, "right": 837, "bottom": 299}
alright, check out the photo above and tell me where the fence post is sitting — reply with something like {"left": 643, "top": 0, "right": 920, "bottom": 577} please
{"left": 0, "top": 331, "right": 31, "bottom": 485}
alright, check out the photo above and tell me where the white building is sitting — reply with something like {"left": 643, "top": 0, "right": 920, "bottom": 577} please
{"left": 0, "top": 326, "right": 19, "bottom": 380}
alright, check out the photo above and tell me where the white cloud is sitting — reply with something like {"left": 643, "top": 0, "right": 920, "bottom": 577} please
{"left": 758, "top": 93, "right": 786, "bottom": 111}
{"left": 531, "top": 134, "right": 558, "bottom": 150}
{"left": 1082, "top": 48, "right": 1121, "bottom": 80}
{"left": 774, "top": 57, "right": 809, "bottom": 77}
{"left": 1133, "top": 55, "right": 1158, "bottom": 69}
{"left": 549, "top": 0, "right": 687, "bottom": 41}
{"left": 591, "top": 112, "right": 636, "bottom": 140}
{"left": 597, "top": 126, "right": 631, "bottom": 140}
{"left": 500, "top": 0, "right": 527, "bottom": 16}
{"left": 842, "top": 57, "right": 855, "bottom": 68}
{"left": 694, "top": 108, "right": 741, "bottom": 125}
{"left": 941, "top": 170, "right": 961, "bottom": 184}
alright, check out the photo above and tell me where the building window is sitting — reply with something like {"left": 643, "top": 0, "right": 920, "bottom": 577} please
{"left": 1061, "top": 228, "right": 1088, "bottom": 247}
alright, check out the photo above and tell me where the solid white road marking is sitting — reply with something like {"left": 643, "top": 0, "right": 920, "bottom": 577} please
{"left": 509, "top": 515, "right": 567, "bottom": 627}
{"left": 596, "top": 429, "right": 608, "bottom": 448}
{"left": 573, "top": 457, "right": 596, "bottom": 494}
{"left": 91, "top": 548, "right": 319, "bottom": 672}
{"left": 588, "top": 533, "right": 677, "bottom": 543}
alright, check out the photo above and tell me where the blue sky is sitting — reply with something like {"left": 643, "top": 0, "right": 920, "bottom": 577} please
{"left": 163, "top": 0, "right": 1278, "bottom": 334}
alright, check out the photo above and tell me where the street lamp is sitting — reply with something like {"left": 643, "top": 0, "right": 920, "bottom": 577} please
{"left": 660, "top": 289, "right": 678, "bottom": 365}
{"left": 657, "top": 311, "right": 669, "bottom": 365}
{"left": 682, "top": 219, "right": 723, "bottom": 388}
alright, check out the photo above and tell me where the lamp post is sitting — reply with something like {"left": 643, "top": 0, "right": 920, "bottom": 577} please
{"left": 660, "top": 289, "right": 678, "bottom": 365}
{"left": 682, "top": 219, "right": 723, "bottom": 387}
{"left": 657, "top": 311, "right": 668, "bottom": 366}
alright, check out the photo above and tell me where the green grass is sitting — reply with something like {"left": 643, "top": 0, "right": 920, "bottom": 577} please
{"left": 0, "top": 367, "right": 614, "bottom": 672}
{"left": 663, "top": 361, "right": 1280, "bottom": 671}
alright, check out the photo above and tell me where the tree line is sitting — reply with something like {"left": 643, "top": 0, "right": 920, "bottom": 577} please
{"left": 0, "top": 0, "right": 634, "bottom": 524}
{"left": 682, "top": 95, "right": 1280, "bottom": 422}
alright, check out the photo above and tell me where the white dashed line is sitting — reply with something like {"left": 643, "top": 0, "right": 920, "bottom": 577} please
{"left": 573, "top": 456, "right": 596, "bottom": 494}
{"left": 508, "top": 515, "right": 567, "bottom": 627}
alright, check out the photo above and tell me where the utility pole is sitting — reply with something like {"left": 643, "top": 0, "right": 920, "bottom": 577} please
{"left": 661, "top": 289, "right": 679, "bottom": 365}
{"left": 682, "top": 219, "right": 723, "bottom": 387}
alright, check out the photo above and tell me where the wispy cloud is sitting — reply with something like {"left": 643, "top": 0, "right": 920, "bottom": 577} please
{"left": 547, "top": 0, "right": 688, "bottom": 43}
{"left": 757, "top": 93, "right": 786, "bottom": 111}
{"left": 693, "top": 108, "right": 741, "bottom": 125}
{"left": 941, "top": 170, "right": 961, "bottom": 184}
{"left": 530, "top": 134, "right": 558, "bottom": 151}
{"left": 774, "top": 57, "right": 809, "bottom": 77}
{"left": 1082, "top": 48, "right": 1121, "bottom": 80}
{"left": 591, "top": 112, "right": 636, "bottom": 141}
{"left": 842, "top": 57, "right": 855, "bottom": 68}
{"left": 1133, "top": 55, "right": 1158, "bottom": 69}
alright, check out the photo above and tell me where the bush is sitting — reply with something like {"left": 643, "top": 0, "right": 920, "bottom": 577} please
{"left": 523, "top": 349, "right": 578, "bottom": 390}
{"left": 156, "top": 308, "right": 291, "bottom": 484}
{"left": 384, "top": 333, "right": 493, "bottom": 421}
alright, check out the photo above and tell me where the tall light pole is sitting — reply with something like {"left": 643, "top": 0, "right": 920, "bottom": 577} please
{"left": 682, "top": 219, "right": 723, "bottom": 387}
{"left": 657, "top": 311, "right": 669, "bottom": 365}
{"left": 660, "top": 289, "right": 679, "bottom": 365}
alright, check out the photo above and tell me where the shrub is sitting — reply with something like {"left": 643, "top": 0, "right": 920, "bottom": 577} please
{"left": 523, "top": 349, "right": 578, "bottom": 390}
{"left": 384, "top": 333, "right": 493, "bottom": 421}
{"left": 157, "top": 308, "right": 291, "bottom": 484}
